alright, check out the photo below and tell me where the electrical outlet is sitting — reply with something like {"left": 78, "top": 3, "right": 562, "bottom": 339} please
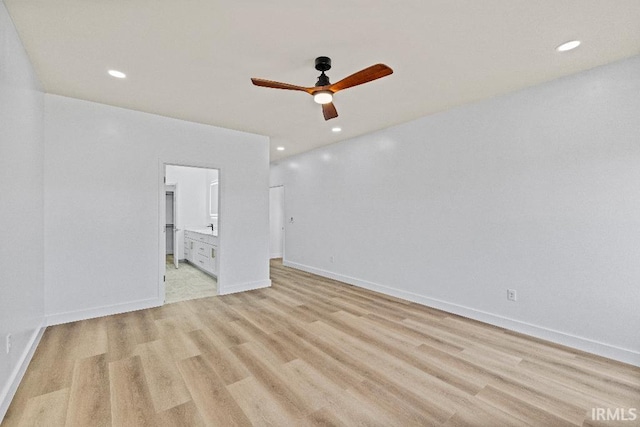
{"left": 330, "top": 256, "right": 334, "bottom": 263}
{"left": 6, "top": 334, "right": 11, "bottom": 354}
{"left": 507, "top": 289, "right": 517, "bottom": 302}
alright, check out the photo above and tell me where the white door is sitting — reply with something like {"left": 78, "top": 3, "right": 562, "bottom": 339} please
{"left": 269, "top": 186, "right": 285, "bottom": 258}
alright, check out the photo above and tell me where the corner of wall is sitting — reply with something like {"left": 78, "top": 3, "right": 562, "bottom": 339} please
{"left": 219, "top": 279, "right": 272, "bottom": 296}
{"left": 0, "top": 323, "right": 45, "bottom": 422}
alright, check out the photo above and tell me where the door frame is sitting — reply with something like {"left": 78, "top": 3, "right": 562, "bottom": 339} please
{"left": 159, "top": 160, "right": 222, "bottom": 304}
{"left": 173, "top": 183, "right": 179, "bottom": 269}
{"left": 165, "top": 184, "right": 179, "bottom": 269}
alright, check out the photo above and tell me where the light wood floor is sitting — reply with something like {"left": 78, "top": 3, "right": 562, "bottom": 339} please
{"left": 3, "top": 260, "right": 639, "bottom": 426}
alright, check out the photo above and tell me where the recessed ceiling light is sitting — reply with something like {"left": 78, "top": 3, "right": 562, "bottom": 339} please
{"left": 332, "top": 127, "right": 341, "bottom": 132}
{"left": 556, "top": 40, "right": 581, "bottom": 52}
{"left": 108, "top": 69, "right": 126, "bottom": 79}
{"left": 276, "top": 146, "right": 285, "bottom": 151}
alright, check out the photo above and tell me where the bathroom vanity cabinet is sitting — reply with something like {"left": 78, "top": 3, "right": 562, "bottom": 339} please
{"left": 184, "top": 229, "right": 218, "bottom": 277}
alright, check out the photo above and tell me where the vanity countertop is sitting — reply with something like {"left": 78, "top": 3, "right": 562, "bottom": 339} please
{"left": 185, "top": 228, "right": 218, "bottom": 237}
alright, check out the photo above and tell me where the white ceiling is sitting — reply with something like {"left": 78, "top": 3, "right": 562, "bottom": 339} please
{"left": 5, "top": 0, "right": 640, "bottom": 161}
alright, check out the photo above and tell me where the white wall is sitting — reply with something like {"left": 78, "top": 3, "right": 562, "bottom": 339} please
{"left": 166, "top": 165, "right": 219, "bottom": 260}
{"left": 44, "top": 94, "right": 271, "bottom": 323}
{"left": 0, "top": 1, "right": 45, "bottom": 419}
{"left": 269, "top": 186, "right": 284, "bottom": 258}
{"left": 271, "top": 55, "right": 640, "bottom": 366}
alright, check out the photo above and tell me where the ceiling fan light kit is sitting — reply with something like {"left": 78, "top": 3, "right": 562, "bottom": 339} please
{"left": 251, "top": 56, "right": 393, "bottom": 121}
{"left": 313, "top": 91, "right": 333, "bottom": 104}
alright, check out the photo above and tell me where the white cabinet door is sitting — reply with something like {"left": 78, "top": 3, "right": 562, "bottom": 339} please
{"left": 184, "top": 238, "right": 195, "bottom": 263}
{"left": 194, "top": 253, "right": 209, "bottom": 271}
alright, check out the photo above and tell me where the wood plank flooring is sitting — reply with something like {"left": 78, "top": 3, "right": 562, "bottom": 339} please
{"left": 3, "top": 259, "right": 639, "bottom": 426}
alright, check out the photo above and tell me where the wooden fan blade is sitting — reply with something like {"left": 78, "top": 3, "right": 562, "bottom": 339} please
{"left": 329, "top": 64, "right": 393, "bottom": 93}
{"left": 251, "top": 78, "right": 314, "bottom": 94}
{"left": 322, "top": 102, "right": 338, "bottom": 120}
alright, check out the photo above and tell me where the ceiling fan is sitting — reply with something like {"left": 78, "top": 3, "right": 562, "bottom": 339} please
{"left": 251, "top": 57, "right": 393, "bottom": 121}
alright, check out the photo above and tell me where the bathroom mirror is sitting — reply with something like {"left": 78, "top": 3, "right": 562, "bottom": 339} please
{"left": 209, "top": 180, "right": 219, "bottom": 218}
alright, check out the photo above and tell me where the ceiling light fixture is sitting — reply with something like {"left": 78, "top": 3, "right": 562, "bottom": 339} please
{"left": 313, "top": 91, "right": 333, "bottom": 104}
{"left": 276, "top": 146, "right": 285, "bottom": 151}
{"left": 252, "top": 57, "right": 392, "bottom": 120}
{"left": 108, "top": 69, "right": 126, "bottom": 78}
{"left": 556, "top": 40, "right": 581, "bottom": 52}
{"left": 331, "top": 127, "right": 341, "bottom": 132}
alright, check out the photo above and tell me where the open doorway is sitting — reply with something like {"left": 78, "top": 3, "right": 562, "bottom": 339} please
{"left": 161, "top": 164, "right": 220, "bottom": 304}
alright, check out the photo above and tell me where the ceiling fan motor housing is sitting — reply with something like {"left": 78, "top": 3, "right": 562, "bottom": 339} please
{"left": 315, "top": 56, "right": 332, "bottom": 72}
{"left": 315, "top": 57, "right": 332, "bottom": 87}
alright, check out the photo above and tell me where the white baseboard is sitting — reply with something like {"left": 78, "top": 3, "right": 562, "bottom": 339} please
{"left": 0, "top": 323, "right": 45, "bottom": 422}
{"left": 283, "top": 260, "right": 640, "bottom": 367}
{"left": 46, "top": 297, "right": 163, "bottom": 326}
{"left": 219, "top": 279, "right": 271, "bottom": 296}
